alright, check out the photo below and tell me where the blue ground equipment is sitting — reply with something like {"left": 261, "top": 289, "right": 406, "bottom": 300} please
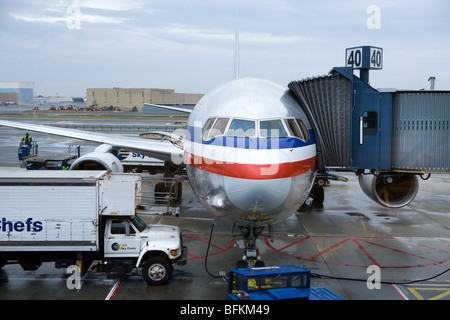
{"left": 226, "top": 265, "right": 342, "bottom": 300}
{"left": 18, "top": 141, "right": 38, "bottom": 161}
{"left": 18, "top": 142, "right": 80, "bottom": 170}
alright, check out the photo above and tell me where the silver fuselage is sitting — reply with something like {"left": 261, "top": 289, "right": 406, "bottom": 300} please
{"left": 184, "top": 78, "right": 317, "bottom": 227}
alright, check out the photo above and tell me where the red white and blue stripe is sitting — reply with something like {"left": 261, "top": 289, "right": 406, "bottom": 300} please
{"left": 184, "top": 126, "right": 316, "bottom": 180}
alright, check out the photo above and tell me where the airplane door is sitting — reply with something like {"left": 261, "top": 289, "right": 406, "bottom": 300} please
{"left": 352, "top": 89, "right": 381, "bottom": 170}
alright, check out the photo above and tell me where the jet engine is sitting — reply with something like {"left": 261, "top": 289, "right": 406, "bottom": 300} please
{"left": 358, "top": 173, "right": 419, "bottom": 208}
{"left": 69, "top": 144, "right": 124, "bottom": 172}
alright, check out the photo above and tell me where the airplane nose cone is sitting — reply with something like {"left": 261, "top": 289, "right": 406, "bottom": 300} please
{"left": 223, "top": 176, "right": 291, "bottom": 212}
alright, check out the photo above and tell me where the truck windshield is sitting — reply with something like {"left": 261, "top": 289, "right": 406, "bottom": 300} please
{"left": 130, "top": 216, "right": 147, "bottom": 232}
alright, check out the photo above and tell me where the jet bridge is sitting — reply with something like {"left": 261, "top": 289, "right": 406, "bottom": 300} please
{"left": 289, "top": 46, "right": 450, "bottom": 208}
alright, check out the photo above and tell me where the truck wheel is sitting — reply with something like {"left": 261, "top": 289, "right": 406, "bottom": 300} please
{"left": 142, "top": 257, "right": 172, "bottom": 285}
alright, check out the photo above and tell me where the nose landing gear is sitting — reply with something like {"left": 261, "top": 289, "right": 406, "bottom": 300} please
{"left": 235, "top": 225, "right": 267, "bottom": 269}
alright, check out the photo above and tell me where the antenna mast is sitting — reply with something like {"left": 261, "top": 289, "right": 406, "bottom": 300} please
{"left": 235, "top": 12, "right": 240, "bottom": 79}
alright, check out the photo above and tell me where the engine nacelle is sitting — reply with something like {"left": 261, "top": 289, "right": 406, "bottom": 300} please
{"left": 358, "top": 173, "right": 419, "bottom": 208}
{"left": 69, "top": 144, "right": 124, "bottom": 172}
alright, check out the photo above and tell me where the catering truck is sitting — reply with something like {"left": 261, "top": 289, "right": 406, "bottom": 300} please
{"left": 0, "top": 170, "right": 186, "bottom": 285}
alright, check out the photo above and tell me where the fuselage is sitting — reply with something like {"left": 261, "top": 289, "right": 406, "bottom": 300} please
{"left": 183, "top": 77, "right": 317, "bottom": 228}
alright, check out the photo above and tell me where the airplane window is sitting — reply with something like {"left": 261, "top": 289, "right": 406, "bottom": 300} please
{"left": 260, "top": 120, "right": 288, "bottom": 138}
{"left": 202, "top": 118, "right": 216, "bottom": 140}
{"left": 210, "top": 118, "right": 230, "bottom": 139}
{"left": 296, "top": 119, "right": 310, "bottom": 141}
{"left": 227, "top": 119, "right": 255, "bottom": 137}
{"left": 284, "top": 119, "right": 304, "bottom": 140}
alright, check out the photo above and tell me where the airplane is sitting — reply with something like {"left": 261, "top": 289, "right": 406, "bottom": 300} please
{"left": 0, "top": 77, "right": 317, "bottom": 268}
{"left": 0, "top": 20, "right": 416, "bottom": 268}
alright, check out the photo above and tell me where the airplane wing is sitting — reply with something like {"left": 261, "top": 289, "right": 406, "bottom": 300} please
{"left": 144, "top": 103, "right": 192, "bottom": 114}
{"left": 0, "top": 119, "right": 184, "bottom": 164}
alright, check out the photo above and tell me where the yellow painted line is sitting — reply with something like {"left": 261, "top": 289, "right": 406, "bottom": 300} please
{"left": 408, "top": 287, "right": 450, "bottom": 300}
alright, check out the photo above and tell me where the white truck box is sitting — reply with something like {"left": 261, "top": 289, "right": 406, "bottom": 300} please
{"left": 0, "top": 170, "right": 141, "bottom": 252}
{"left": 0, "top": 170, "right": 186, "bottom": 285}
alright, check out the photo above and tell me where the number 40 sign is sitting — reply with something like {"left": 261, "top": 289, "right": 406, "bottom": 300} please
{"left": 345, "top": 46, "right": 383, "bottom": 70}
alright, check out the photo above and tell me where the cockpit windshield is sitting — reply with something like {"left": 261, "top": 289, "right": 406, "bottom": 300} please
{"left": 202, "top": 118, "right": 215, "bottom": 140}
{"left": 285, "top": 119, "right": 304, "bottom": 140}
{"left": 202, "top": 117, "right": 310, "bottom": 141}
{"left": 203, "top": 117, "right": 230, "bottom": 140}
{"left": 227, "top": 119, "right": 255, "bottom": 137}
{"left": 260, "top": 119, "right": 288, "bottom": 138}
{"left": 284, "top": 119, "right": 310, "bottom": 142}
{"left": 212, "top": 118, "right": 229, "bottom": 138}
{"left": 296, "top": 119, "right": 310, "bottom": 141}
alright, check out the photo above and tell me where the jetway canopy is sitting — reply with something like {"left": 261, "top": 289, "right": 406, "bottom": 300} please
{"left": 288, "top": 73, "right": 352, "bottom": 170}
{"left": 289, "top": 67, "right": 450, "bottom": 173}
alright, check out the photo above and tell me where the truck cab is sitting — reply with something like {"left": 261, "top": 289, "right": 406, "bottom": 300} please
{"left": 226, "top": 265, "right": 342, "bottom": 300}
{"left": 102, "top": 215, "right": 187, "bottom": 285}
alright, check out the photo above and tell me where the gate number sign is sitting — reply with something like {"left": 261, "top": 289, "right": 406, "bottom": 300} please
{"left": 346, "top": 46, "right": 383, "bottom": 70}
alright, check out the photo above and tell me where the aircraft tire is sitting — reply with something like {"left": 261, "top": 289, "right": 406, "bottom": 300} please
{"left": 311, "top": 185, "right": 325, "bottom": 206}
{"left": 236, "top": 260, "right": 247, "bottom": 269}
{"left": 254, "top": 260, "right": 265, "bottom": 267}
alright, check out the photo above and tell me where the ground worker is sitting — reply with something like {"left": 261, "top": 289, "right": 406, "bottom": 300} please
{"left": 21, "top": 133, "right": 32, "bottom": 146}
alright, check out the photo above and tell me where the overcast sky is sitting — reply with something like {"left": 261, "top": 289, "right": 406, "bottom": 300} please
{"left": 1, "top": 0, "right": 449, "bottom": 97}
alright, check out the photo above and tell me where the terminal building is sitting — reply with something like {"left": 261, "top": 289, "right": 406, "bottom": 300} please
{"left": 86, "top": 87, "right": 204, "bottom": 112}
{"left": 0, "top": 82, "right": 34, "bottom": 104}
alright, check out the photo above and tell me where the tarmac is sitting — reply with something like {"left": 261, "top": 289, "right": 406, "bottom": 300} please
{"left": 0, "top": 115, "right": 449, "bottom": 302}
